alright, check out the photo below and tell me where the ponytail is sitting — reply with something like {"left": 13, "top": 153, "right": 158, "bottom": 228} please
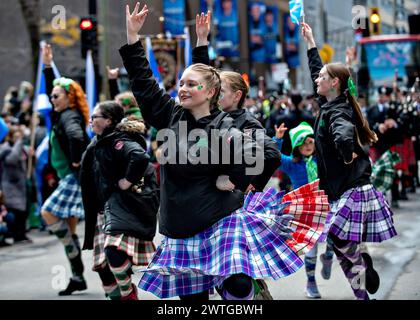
{"left": 345, "top": 90, "right": 378, "bottom": 146}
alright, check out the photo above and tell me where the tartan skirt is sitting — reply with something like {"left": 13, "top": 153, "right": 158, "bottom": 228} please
{"left": 137, "top": 180, "right": 330, "bottom": 298}
{"left": 325, "top": 184, "right": 397, "bottom": 243}
{"left": 41, "top": 173, "right": 84, "bottom": 219}
{"left": 92, "top": 213, "right": 156, "bottom": 271}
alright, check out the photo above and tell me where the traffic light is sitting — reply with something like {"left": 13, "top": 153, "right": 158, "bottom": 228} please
{"left": 80, "top": 17, "right": 98, "bottom": 59}
{"left": 369, "top": 7, "right": 381, "bottom": 35}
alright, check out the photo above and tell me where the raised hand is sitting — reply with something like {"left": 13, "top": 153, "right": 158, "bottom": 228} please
{"left": 106, "top": 66, "right": 119, "bottom": 80}
{"left": 126, "top": 3, "right": 149, "bottom": 45}
{"left": 196, "top": 10, "right": 212, "bottom": 47}
{"left": 42, "top": 43, "right": 53, "bottom": 66}
{"left": 301, "top": 22, "right": 316, "bottom": 49}
{"left": 274, "top": 123, "right": 288, "bottom": 140}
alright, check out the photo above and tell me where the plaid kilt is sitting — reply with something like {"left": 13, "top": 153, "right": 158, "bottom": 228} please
{"left": 326, "top": 184, "right": 397, "bottom": 243}
{"left": 41, "top": 174, "right": 84, "bottom": 219}
{"left": 138, "top": 180, "right": 330, "bottom": 298}
{"left": 371, "top": 150, "right": 401, "bottom": 193}
{"left": 92, "top": 213, "right": 156, "bottom": 271}
{"left": 390, "top": 137, "right": 416, "bottom": 172}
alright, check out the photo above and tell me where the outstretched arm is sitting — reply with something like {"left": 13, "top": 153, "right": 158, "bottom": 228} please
{"left": 42, "top": 43, "right": 55, "bottom": 101}
{"left": 120, "top": 3, "right": 177, "bottom": 130}
{"left": 302, "top": 23, "right": 326, "bottom": 103}
{"left": 192, "top": 11, "right": 211, "bottom": 65}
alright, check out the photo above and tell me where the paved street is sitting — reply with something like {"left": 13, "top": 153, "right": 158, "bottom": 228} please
{"left": 1, "top": 183, "right": 419, "bottom": 300}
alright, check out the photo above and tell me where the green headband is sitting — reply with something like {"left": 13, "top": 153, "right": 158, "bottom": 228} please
{"left": 347, "top": 77, "right": 357, "bottom": 98}
{"left": 121, "top": 98, "right": 132, "bottom": 107}
{"left": 53, "top": 77, "right": 74, "bottom": 92}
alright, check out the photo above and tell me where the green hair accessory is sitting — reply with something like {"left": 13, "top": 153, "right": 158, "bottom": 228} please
{"left": 53, "top": 77, "right": 74, "bottom": 92}
{"left": 347, "top": 77, "right": 357, "bottom": 98}
{"left": 121, "top": 98, "right": 132, "bottom": 106}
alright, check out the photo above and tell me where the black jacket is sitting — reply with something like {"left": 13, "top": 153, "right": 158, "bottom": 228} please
{"left": 228, "top": 109, "right": 280, "bottom": 191}
{"left": 43, "top": 67, "right": 90, "bottom": 175}
{"left": 80, "top": 120, "right": 157, "bottom": 249}
{"left": 120, "top": 40, "right": 258, "bottom": 238}
{"left": 308, "top": 48, "right": 372, "bottom": 201}
{"left": 193, "top": 45, "right": 281, "bottom": 191}
{"left": 53, "top": 108, "right": 90, "bottom": 171}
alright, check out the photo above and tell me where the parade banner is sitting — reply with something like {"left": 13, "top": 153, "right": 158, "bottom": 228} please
{"left": 248, "top": 1, "right": 266, "bottom": 63}
{"left": 163, "top": 0, "right": 185, "bottom": 36}
{"left": 283, "top": 13, "right": 300, "bottom": 68}
{"left": 264, "top": 6, "right": 279, "bottom": 64}
{"left": 214, "top": 0, "right": 240, "bottom": 58}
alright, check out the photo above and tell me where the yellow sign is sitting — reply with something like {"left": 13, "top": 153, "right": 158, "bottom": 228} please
{"left": 319, "top": 44, "right": 335, "bottom": 64}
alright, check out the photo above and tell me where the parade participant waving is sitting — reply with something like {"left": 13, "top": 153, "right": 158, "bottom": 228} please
{"left": 80, "top": 101, "right": 158, "bottom": 300}
{"left": 119, "top": 3, "right": 329, "bottom": 301}
{"left": 302, "top": 22, "right": 397, "bottom": 300}
{"left": 40, "top": 44, "right": 90, "bottom": 296}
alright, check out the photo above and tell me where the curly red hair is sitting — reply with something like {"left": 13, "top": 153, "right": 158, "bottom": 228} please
{"left": 66, "top": 82, "right": 90, "bottom": 126}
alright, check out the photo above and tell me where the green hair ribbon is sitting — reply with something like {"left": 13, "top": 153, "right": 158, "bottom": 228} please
{"left": 347, "top": 77, "right": 357, "bottom": 98}
{"left": 53, "top": 77, "right": 74, "bottom": 92}
{"left": 121, "top": 98, "right": 132, "bottom": 107}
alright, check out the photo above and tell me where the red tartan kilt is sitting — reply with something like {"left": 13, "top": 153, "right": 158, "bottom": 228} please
{"left": 390, "top": 137, "right": 416, "bottom": 172}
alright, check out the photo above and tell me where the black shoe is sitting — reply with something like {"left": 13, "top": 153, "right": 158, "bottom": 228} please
{"left": 58, "top": 278, "right": 87, "bottom": 296}
{"left": 13, "top": 236, "right": 33, "bottom": 244}
{"left": 362, "top": 253, "right": 380, "bottom": 294}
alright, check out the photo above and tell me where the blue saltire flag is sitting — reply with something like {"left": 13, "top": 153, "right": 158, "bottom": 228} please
{"left": 86, "top": 49, "right": 97, "bottom": 138}
{"left": 35, "top": 135, "right": 49, "bottom": 214}
{"left": 184, "top": 26, "right": 192, "bottom": 68}
{"left": 86, "top": 49, "right": 97, "bottom": 117}
{"left": 145, "top": 37, "right": 164, "bottom": 89}
{"left": 289, "top": 0, "right": 303, "bottom": 25}
{"left": 0, "top": 117, "right": 9, "bottom": 142}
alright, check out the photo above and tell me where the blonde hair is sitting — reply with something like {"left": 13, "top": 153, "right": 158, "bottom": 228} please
{"left": 115, "top": 91, "right": 138, "bottom": 109}
{"left": 325, "top": 63, "right": 378, "bottom": 146}
{"left": 220, "top": 71, "right": 249, "bottom": 109}
{"left": 187, "top": 63, "right": 221, "bottom": 109}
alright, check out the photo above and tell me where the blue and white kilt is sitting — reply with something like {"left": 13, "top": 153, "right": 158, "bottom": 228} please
{"left": 323, "top": 184, "right": 397, "bottom": 243}
{"left": 41, "top": 173, "right": 84, "bottom": 219}
{"left": 137, "top": 181, "right": 330, "bottom": 298}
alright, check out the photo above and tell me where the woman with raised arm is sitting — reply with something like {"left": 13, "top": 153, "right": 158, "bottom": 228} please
{"left": 301, "top": 22, "right": 397, "bottom": 300}
{"left": 119, "top": 3, "right": 329, "bottom": 301}
{"left": 40, "top": 44, "right": 90, "bottom": 296}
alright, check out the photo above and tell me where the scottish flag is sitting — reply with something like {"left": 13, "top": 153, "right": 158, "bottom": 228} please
{"left": 86, "top": 49, "right": 97, "bottom": 116}
{"left": 145, "top": 37, "right": 164, "bottom": 89}
{"left": 289, "top": 0, "right": 303, "bottom": 25}
{"left": 184, "top": 26, "right": 192, "bottom": 68}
